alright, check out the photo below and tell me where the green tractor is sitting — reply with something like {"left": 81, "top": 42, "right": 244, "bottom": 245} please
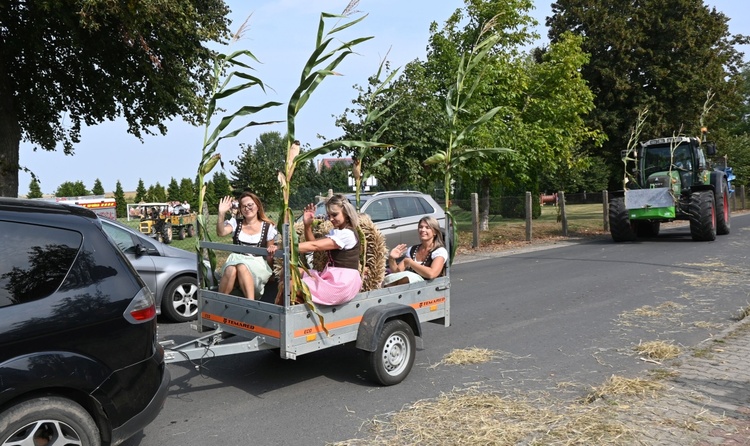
{"left": 609, "top": 134, "right": 731, "bottom": 242}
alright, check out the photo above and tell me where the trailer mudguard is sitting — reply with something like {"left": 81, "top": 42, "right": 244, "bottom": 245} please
{"left": 355, "top": 303, "right": 422, "bottom": 352}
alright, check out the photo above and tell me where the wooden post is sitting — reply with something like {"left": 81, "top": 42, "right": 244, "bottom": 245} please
{"left": 559, "top": 190, "right": 568, "bottom": 236}
{"left": 602, "top": 190, "right": 609, "bottom": 232}
{"left": 741, "top": 185, "right": 746, "bottom": 210}
{"left": 525, "top": 191, "right": 532, "bottom": 242}
{"left": 471, "top": 193, "right": 479, "bottom": 248}
{"left": 731, "top": 187, "right": 737, "bottom": 212}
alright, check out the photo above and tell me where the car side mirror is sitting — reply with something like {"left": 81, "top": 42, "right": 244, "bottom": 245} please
{"left": 135, "top": 244, "right": 148, "bottom": 257}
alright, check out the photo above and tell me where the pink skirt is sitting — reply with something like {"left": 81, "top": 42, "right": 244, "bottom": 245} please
{"left": 302, "top": 266, "right": 362, "bottom": 305}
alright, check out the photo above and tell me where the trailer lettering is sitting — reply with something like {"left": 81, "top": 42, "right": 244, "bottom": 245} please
{"left": 418, "top": 297, "right": 445, "bottom": 308}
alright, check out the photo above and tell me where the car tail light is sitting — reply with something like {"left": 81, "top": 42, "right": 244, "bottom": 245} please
{"left": 124, "top": 287, "right": 157, "bottom": 323}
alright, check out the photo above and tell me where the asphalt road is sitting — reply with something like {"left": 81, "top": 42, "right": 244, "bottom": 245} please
{"left": 125, "top": 212, "right": 750, "bottom": 446}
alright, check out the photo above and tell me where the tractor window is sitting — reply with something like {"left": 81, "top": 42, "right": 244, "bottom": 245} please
{"left": 642, "top": 146, "right": 672, "bottom": 176}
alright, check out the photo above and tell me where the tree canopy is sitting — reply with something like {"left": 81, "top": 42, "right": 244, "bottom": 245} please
{"left": 0, "top": 0, "right": 230, "bottom": 197}
{"left": 547, "top": 0, "right": 749, "bottom": 187}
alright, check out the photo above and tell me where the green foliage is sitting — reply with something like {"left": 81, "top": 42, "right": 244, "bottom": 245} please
{"left": 212, "top": 171, "right": 231, "bottom": 200}
{"left": 147, "top": 182, "right": 166, "bottom": 202}
{"left": 26, "top": 178, "right": 43, "bottom": 199}
{"left": 134, "top": 179, "right": 147, "bottom": 203}
{"left": 166, "top": 178, "right": 181, "bottom": 202}
{"left": 114, "top": 181, "right": 127, "bottom": 218}
{"left": 91, "top": 178, "right": 104, "bottom": 195}
{"left": 547, "top": 0, "right": 749, "bottom": 188}
{"left": 179, "top": 178, "right": 196, "bottom": 209}
{"left": 55, "top": 181, "right": 89, "bottom": 197}
{"left": 0, "top": 0, "right": 231, "bottom": 197}
{"left": 229, "top": 131, "right": 286, "bottom": 207}
{"left": 719, "top": 135, "right": 750, "bottom": 187}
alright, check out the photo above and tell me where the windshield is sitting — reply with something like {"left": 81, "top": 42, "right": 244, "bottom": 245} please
{"left": 642, "top": 143, "right": 691, "bottom": 176}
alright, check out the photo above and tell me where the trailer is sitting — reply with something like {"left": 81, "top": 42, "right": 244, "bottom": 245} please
{"left": 161, "top": 224, "right": 451, "bottom": 386}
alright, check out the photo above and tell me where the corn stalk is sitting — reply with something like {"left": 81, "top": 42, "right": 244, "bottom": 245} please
{"left": 622, "top": 107, "right": 648, "bottom": 191}
{"left": 275, "top": 1, "right": 376, "bottom": 315}
{"left": 348, "top": 57, "right": 401, "bottom": 209}
{"left": 195, "top": 18, "right": 282, "bottom": 286}
{"left": 423, "top": 16, "right": 513, "bottom": 260}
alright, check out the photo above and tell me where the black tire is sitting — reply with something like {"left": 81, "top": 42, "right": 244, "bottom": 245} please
{"left": 689, "top": 190, "right": 717, "bottom": 241}
{"left": 0, "top": 396, "right": 101, "bottom": 446}
{"left": 608, "top": 197, "right": 636, "bottom": 242}
{"left": 633, "top": 221, "right": 660, "bottom": 237}
{"left": 162, "top": 223, "right": 173, "bottom": 244}
{"left": 177, "top": 227, "right": 186, "bottom": 240}
{"left": 716, "top": 179, "right": 731, "bottom": 235}
{"left": 161, "top": 276, "right": 199, "bottom": 322}
{"left": 366, "top": 319, "right": 416, "bottom": 386}
{"left": 187, "top": 224, "right": 196, "bottom": 238}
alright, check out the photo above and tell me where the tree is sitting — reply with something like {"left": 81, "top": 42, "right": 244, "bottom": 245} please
{"left": 547, "top": 0, "right": 749, "bottom": 188}
{"left": 179, "top": 177, "right": 196, "bottom": 209}
{"left": 212, "top": 171, "right": 232, "bottom": 200}
{"left": 134, "top": 179, "right": 147, "bottom": 203}
{"left": 0, "top": 1, "right": 231, "bottom": 197}
{"left": 166, "top": 178, "right": 181, "bottom": 202}
{"left": 91, "top": 178, "right": 104, "bottom": 195}
{"left": 114, "top": 181, "right": 127, "bottom": 218}
{"left": 55, "top": 181, "right": 88, "bottom": 197}
{"left": 229, "top": 132, "right": 287, "bottom": 208}
{"left": 147, "top": 182, "right": 166, "bottom": 202}
{"left": 26, "top": 178, "right": 43, "bottom": 199}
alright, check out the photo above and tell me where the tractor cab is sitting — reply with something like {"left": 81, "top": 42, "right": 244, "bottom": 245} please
{"left": 637, "top": 136, "right": 710, "bottom": 195}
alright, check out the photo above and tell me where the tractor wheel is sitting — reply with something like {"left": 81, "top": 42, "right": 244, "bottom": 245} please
{"left": 633, "top": 221, "right": 660, "bottom": 237}
{"left": 177, "top": 227, "right": 186, "bottom": 240}
{"left": 689, "top": 190, "right": 717, "bottom": 241}
{"left": 162, "top": 223, "right": 173, "bottom": 244}
{"left": 187, "top": 224, "right": 196, "bottom": 238}
{"left": 715, "top": 179, "right": 731, "bottom": 236}
{"left": 608, "top": 197, "right": 636, "bottom": 242}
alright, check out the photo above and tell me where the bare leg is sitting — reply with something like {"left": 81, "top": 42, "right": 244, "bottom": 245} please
{"left": 219, "top": 266, "right": 237, "bottom": 294}
{"left": 235, "top": 264, "right": 256, "bottom": 300}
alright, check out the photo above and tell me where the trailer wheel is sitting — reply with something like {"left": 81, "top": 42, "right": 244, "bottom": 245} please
{"left": 0, "top": 396, "right": 101, "bottom": 446}
{"left": 689, "top": 190, "right": 716, "bottom": 241}
{"left": 187, "top": 224, "right": 196, "bottom": 238}
{"left": 608, "top": 197, "right": 636, "bottom": 242}
{"left": 177, "top": 227, "right": 186, "bottom": 240}
{"left": 366, "top": 319, "right": 415, "bottom": 386}
{"left": 715, "top": 179, "right": 731, "bottom": 235}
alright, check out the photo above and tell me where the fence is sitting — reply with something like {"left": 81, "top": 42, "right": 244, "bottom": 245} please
{"left": 461, "top": 186, "right": 748, "bottom": 249}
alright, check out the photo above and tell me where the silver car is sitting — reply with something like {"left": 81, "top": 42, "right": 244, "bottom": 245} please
{"left": 308, "top": 191, "right": 446, "bottom": 251}
{"left": 101, "top": 218, "right": 203, "bottom": 322}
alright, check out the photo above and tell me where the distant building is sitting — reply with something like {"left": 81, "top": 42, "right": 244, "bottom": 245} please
{"left": 317, "top": 157, "right": 352, "bottom": 172}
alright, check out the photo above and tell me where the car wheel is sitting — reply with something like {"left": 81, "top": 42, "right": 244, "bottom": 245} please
{"left": 0, "top": 396, "right": 101, "bottom": 446}
{"left": 162, "top": 276, "right": 199, "bottom": 322}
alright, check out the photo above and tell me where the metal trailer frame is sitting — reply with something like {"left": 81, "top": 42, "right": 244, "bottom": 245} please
{"left": 162, "top": 223, "right": 451, "bottom": 384}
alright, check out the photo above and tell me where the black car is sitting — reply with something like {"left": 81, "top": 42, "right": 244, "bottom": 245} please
{"left": 0, "top": 198, "right": 170, "bottom": 446}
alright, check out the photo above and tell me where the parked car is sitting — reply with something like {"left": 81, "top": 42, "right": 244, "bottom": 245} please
{"left": 0, "top": 198, "right": 169, "bottom": 446}
{"left": 304, "top": 191, "right": 446, "bottom": 250}
{"left": 100, "top": 218, "right": 205, "bottom": 322}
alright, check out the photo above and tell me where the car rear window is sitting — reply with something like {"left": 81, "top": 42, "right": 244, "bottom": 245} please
{"left": 392, "top": 196, "right": 432, "bottom": 218}
{"left": 0, "top": 221, "right": 82, "bottom": 307}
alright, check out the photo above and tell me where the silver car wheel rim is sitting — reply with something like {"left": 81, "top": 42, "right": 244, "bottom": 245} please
{"left": 3, "top": 420, "right": 82, "bottom": 446}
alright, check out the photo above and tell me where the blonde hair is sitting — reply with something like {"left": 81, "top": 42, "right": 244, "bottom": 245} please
{"left": 326, "top": 194, "right": 358, "bottom": 229}
{"left": 419, "top": 216, "right": 444, "bottom": 250}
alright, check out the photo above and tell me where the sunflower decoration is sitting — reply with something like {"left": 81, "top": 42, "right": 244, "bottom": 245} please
{"left": 275, "top": 213, "right": 386, "bottom": 296}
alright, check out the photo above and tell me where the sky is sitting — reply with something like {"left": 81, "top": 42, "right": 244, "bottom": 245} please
{"left": 17, "top": 0, "right": 750, "bottom": 195}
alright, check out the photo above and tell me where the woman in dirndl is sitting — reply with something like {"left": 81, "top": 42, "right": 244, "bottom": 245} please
{"left": 298, "top": 194, "right": 362, "bottom": 305}
{"left": 216, "top": 192, "right": 277, "bottom": 300}
{"left": 382, "top": 216, "right": 447, "bottom": 287}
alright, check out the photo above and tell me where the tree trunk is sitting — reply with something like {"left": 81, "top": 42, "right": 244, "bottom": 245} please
{"left": 479, "top": 176, "right": 490, "bottom": 231}
{"left": 0, "top": 65, "right": 21, "bottom": 198}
